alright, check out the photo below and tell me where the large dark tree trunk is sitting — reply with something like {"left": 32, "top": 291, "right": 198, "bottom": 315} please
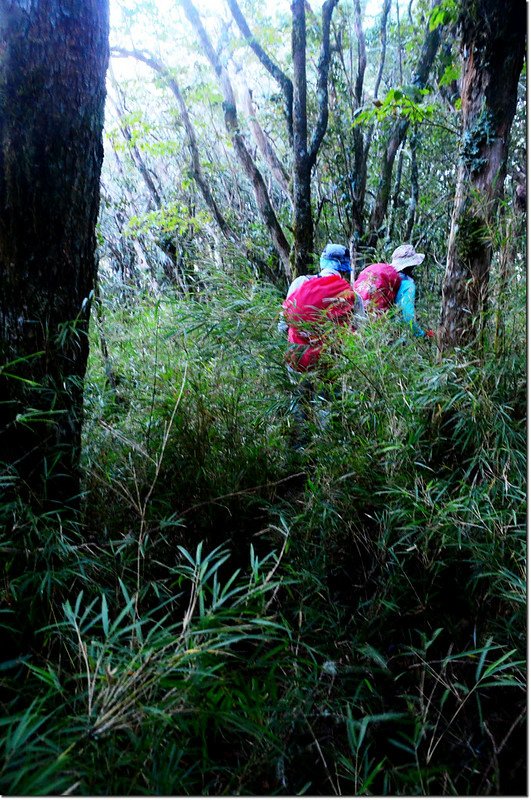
{"left": 0, "top": 0, "right": 109, "bottom": 510}
{"left": 438, "top": 0, "right": 525, "bottom": 349}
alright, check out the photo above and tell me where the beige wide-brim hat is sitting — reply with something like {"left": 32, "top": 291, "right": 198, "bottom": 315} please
{"left": 391, "top": 243, "right": 425, "bottom": 271}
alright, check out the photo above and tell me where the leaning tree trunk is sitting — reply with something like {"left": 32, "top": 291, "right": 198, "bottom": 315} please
{"left": 181, "top": 0, "right": 292, "bottom": 279}
{"left": 438, "top": 0, "right": 525, "bottom": 349}
{"left": 0, "top": 0, "right": 109, "bottom": 510}
{"left": 366, "top": 6, "right": 441, "bottom": 248}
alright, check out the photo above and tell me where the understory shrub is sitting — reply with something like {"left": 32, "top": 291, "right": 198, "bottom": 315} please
{"left": 0, "top": 270, "right": 525, "bottom": 795}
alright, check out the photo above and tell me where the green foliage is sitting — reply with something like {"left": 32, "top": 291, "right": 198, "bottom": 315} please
{"left": 353, "top": 88, "right": 436, "bottom": 127}
{"left": 428, "top": 0, "right": 459, "bottom": 32}
{"left": 438, "top": 62, "right": 460, "bottom": 88}
{"left": 3, "top": 264, "right": 525, "bottom": 794}
{"left": 127, "top": 201, "right": 212, "bottom": 238}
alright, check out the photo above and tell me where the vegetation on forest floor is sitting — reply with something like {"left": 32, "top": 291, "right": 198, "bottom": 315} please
{"left": 0, "top": 0, "right": 526, "bottom": 794}
{"left": 0, "top": 272, "right": 525, "bottom": 795}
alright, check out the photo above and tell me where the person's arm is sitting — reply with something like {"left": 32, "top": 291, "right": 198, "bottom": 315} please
{"left": 395, "top": 277, "right": 425, "bottom": 337}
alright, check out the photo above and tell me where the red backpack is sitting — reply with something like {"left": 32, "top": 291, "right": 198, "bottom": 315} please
{"left": 353, "top": 263, "right": 401, "bottom": 312}
{"left": 282, "top": 274, "right": 356, "bottom": 372}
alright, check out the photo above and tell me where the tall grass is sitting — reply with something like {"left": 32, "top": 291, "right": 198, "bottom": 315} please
{"left": 0, "top": 266, "right": 525, "bottom": 794}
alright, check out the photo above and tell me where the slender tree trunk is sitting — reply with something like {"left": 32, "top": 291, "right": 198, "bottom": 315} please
{"left": 110, "top": 77, "right": 163, "bottom": 209}
{"left": 438, "top": 0, "right": 525, "bottom": 349}
{"left": 367, "top": 10, "right": 441, "bottom": 247}
{"left": 387, "top": 142, "right": 405, "bottom": 240}
{"left": 349, "top": 0, "right": 391, "bottom": 272}
{"left": 0, "top": 0, "right": 109, "bottom": 510}
{"left": 226, "top": 0, "right": 337, "bottom": 278}
{"left": 233, "top": 65, "right": 292, "bottom": 203}
{"left": 291, "top": 0, "right": 313, "bottom": 276}
{"left": 181, "top": 0, "right": 292, "bottom": 279}
{"left": 291, "top": 0, "right": 338, "bottom": 276}
{"left": 404, "top": 128, "right": 419, "bottom": 240}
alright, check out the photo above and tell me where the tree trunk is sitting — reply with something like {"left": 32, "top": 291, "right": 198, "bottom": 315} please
{"left": 291, "top": 0, "right": 338, "bottom": 276}
{"left": 181, "top": 0, "right": 292, "bottom": 279}
{"left": 404, "top": 128, "right": 419, "bottom": 240}
{"left": 291, "top": 0, "right": 313, "bottom": 276}
{"left": 0, "top": 0, "right": 109, "bottom": 510}
{"left": 438, "top": 0, "right": 525, "bottom": 349}
{"left": 349, "top": 0, "right": 391, "bottom": 272}
{"left": 367, "top": 11, "right": 441, "bottom": 247}
{"left": 225, "top": 0, "right": 337, "bottom": 278}
{"left": 233, "top": 65, "right": 292, "bottom": 203}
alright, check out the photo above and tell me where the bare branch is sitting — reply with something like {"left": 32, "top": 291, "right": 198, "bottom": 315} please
{"left": 226, "top": 0, "right": 294, "bottom": 143}
{"left": 180, "top": 0, "right": 291, "bottom": 276}
{"left": 111, "top": 47, "right": 235, "bottom": 241}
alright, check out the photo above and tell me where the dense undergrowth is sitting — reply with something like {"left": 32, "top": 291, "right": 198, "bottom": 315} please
{"left": 0, "top": 268, "right": 526, "bottom": 795}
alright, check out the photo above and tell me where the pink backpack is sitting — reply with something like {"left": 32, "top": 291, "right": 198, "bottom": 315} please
{"left": 353, "top": 263, "right": 401, "bottom": 312}
{"left": 282, "top": 274, "right": 356, "bottom": 371}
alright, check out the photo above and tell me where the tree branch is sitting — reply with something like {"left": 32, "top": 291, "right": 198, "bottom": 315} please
{"left": 226, "top": 0, "right": 294, "bottom": 143}
{"left": 180, "top": 0, "right": 291, "bottom": 277}
{"left": 308, "top": 0, "right": 340, "bottom": 167}
{"left": 111, "top": 47, "right": 235, "bottom": 241}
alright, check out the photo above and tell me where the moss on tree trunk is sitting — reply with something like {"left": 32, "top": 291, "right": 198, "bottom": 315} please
{"left": 439, "top": 0, "right": 525, "bottom": 349}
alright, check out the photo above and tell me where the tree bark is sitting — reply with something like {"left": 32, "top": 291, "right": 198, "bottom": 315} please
{"left": 291, "top": 0, "right": 338, "bottom": 276}
{"left": 0, "top": 0, "right": 109, "bottom": 510}
{"left": 439, "top": 0, "right": 525, "bottom": 349}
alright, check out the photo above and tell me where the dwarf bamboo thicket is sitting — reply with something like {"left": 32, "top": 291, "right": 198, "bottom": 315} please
{"left": 0, "top": 0, "right": 525, "bottom": 795}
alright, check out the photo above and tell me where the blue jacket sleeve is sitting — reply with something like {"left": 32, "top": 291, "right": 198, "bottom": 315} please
{"left": 395, "top": 277, "right": 425, "bottom": 337}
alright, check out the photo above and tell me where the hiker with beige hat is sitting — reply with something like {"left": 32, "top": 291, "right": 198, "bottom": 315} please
{"left": 353, "top": 243, "right": 434, "bottom": 338}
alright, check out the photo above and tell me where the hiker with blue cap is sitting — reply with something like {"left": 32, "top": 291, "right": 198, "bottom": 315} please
{"left": 278, "top": 243, "right": 365, "bottom": 336}
{"left": 278, "top": 243, "right": 366, "bottom": 448}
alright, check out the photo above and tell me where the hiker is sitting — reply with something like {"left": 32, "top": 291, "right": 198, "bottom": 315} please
{"left": 280, "top": 243, "right": 366, "bottom": 372}
{"left": 279, "top": 244, "right": 365, "bottom": 444}
{"left": 353, "top": 243, "right": 434, "bottom": 338}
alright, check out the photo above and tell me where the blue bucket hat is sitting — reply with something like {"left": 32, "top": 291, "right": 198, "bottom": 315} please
{"left": 320, "top": 243, "right": 351, "bottom": 273}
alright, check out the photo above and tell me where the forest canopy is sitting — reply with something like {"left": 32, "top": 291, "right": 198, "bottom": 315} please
{"left": 0, "top": 0, "right": 526, "bottom": 795}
